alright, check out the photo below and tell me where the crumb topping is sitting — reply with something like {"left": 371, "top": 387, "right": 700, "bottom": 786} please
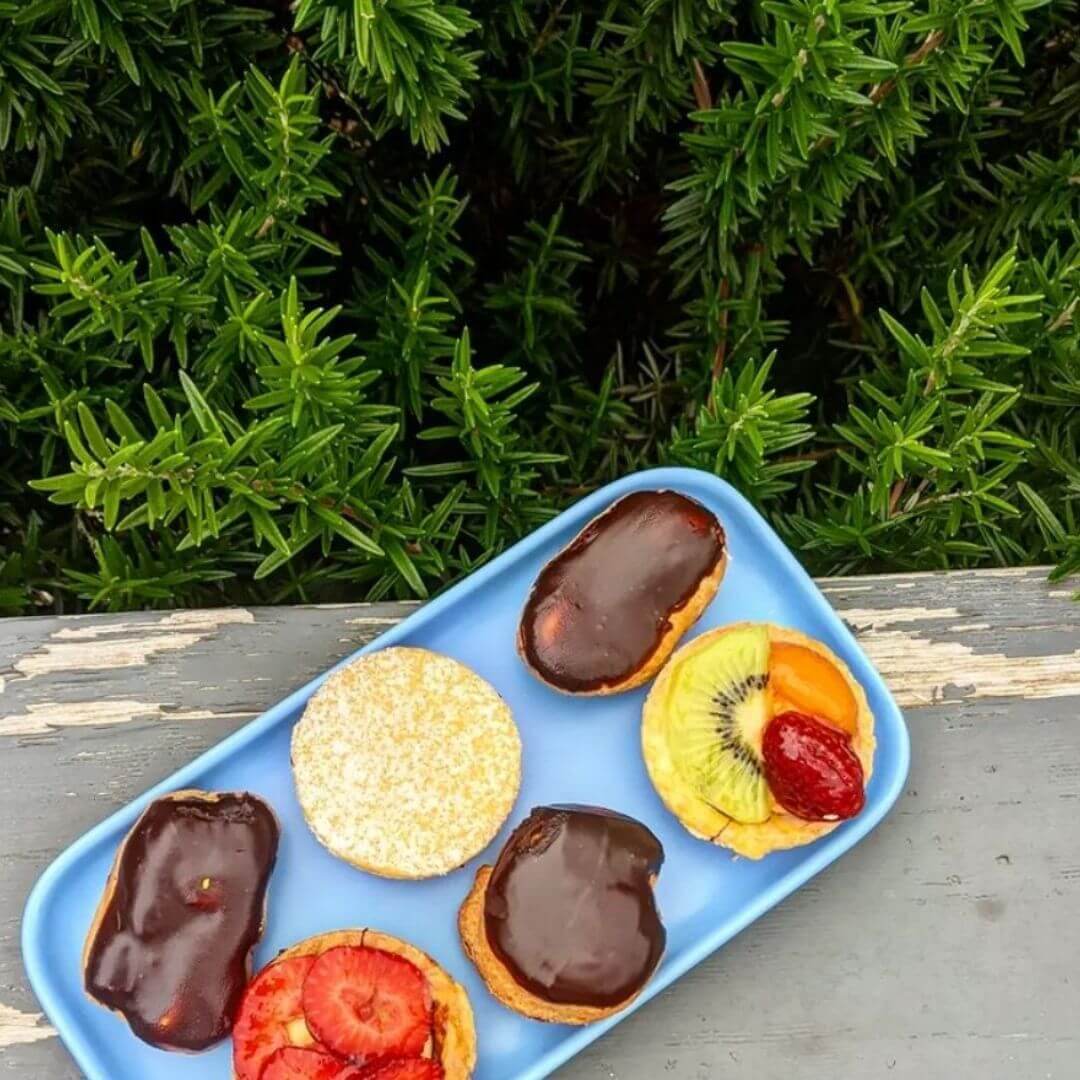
{"left": 291, "top": 647, "right": 522, "bottom": 878}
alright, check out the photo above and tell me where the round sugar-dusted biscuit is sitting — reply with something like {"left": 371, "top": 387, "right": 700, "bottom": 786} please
{"left": 291, "top": 647, "right": 522, "bottom": 879}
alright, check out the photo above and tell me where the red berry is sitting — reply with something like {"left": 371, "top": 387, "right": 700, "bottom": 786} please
{"left": 260, "top": 1046, "right": 350, "bottom": 1079}
{"left": 762, "top": 711, "right": 866, "bottom": 822}
{"left": 355, "top": 1059, "right": 444, "bottom": 1080}
{"left": 301, "top": 947, "right": 431, "bottom": 1065}
{"left": 233, "top": 956, "right": 321, "bottom": 1080}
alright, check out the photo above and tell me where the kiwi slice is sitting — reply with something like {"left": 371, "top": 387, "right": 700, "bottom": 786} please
{"left": 662, "top": 625, "right": 772, "bottom": 824}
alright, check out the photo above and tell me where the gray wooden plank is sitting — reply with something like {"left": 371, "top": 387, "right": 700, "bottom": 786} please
{"left": 0, "top": 567, "right": 1076, "bottom": 1079}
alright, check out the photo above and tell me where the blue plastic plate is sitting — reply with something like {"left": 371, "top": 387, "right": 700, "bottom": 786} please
{"left": 23, "top": 467, "right": 909, "bottom": 1080}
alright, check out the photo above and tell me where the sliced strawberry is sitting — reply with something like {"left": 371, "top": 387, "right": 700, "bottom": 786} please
{"left": 301, "top": 946, "right": 431, "bottom": 1065}
{"left": 233, "top": 955, "right": 320, "bottom": 1080}
{"left": 355, "top": 1060, "right": 444, "bottom": 1080}
{"left": 762, "top": 710, "right": 866, "bottom": 821}
{"left": 260, "top": 1046, "right": 349, "bottom": 1080}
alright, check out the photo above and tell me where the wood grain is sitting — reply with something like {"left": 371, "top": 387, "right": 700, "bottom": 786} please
{"left": 1, "top": 567, "right": 1077, "bottom": 1079}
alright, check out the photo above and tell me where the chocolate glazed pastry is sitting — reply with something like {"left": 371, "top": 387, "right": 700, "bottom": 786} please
{"left": 518, "top": 490, "right": 727, "bottom": 695}
{"left": 83, "top": 790, "right": 279, "bottom": 1052}
{"left": 458, "top": 806, "right": 665, "bottom": 1023}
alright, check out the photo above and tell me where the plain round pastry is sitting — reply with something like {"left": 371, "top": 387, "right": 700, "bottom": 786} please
{"left": 291, "top": 647, "right": 522, "bottom": 879}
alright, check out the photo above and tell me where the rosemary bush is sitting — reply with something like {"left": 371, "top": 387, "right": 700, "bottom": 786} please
{"left": 0, "top": 0, "right": 1077, "bottom": 612}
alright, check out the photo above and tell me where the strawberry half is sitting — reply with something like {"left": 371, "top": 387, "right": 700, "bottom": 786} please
{"left": 233, "top": 956, "right": 321, "bottom": 1080}
{"left": 762, "top": 710, "right": 866, "bottom": 821}
{"left": 301, "top": 946, "right": 431, "bottom": 1065}
{"left": 355, "top": 1060, "right": 445, "bottom": 1080}
{"left": 261, "top": 1046, "right": 351, "bottom": 1079}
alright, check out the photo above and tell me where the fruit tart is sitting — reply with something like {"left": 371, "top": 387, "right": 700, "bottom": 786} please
{"left": 232, "top": 930, "right": 476, "bottom": 1080}
{"left": 642, "top": 623, "right": 876, "bottom": 859}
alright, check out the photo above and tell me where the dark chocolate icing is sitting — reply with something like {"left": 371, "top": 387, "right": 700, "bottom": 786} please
{"left": 519, "top": 490, "right": 725, "bottom": 692}
{"left": 484, "top": 805, "right": 665, "bottom": 1008}
{"left": 84, "top": 792, "right": 279, "bottom": 1051}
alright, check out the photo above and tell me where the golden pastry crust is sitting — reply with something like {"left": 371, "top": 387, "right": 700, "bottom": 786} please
{"left": 233, "top": 929, "right": 477, "bottom": 1080}
{"left": 83, "top": 789, "right": 276, "bottom": 1053}
{"left": 457, "top": 867, "right": 651, "bottom": 1025}
{"left": 291, "top": 647, "right": 522, "bottom": 879}
{"left": 641, "top": 623, "right": 876, "bottom": 859}
{"left": 517, "top": 550, "right": 728, "bottom": 697}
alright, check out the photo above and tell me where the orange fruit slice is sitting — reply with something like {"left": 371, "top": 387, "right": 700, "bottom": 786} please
{"left": 769, "top": 643, "right": 857, "bottom": 735}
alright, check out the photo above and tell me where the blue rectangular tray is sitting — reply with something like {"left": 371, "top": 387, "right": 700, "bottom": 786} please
{"left": 23, "top": 467, "right": 909, "bottom": 1080}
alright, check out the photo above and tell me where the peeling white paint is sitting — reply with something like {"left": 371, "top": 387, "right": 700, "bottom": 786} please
{"left": 860, "top": 631, "right": 1080, "bottom": 707}
{"left": 0, "top": 1002, "right": 55, "bottom": 1049}
{"left": 52, "top": 621, "right": 140, "bottom": 640}
{"left": 52, "top": 609, "right": 257, "bottom": 640}
{"left": 828, "top": 566, "right": 1045, "bottom": 585}
{"left": 15, "top": 609, "right": 254, "bottom": 679}
{"left": 0, "top": 700, "right": 252, "bottom": 738}
{"left": 304, "top": 601, "right": 417, "bottom": 611}
{"left": 957, "top": 566, "right": 1050, "bottom": 578}
{"left": 842, "top": 606, "right": 963, "bottom": 628}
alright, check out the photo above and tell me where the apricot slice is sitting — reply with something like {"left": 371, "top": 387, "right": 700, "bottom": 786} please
{"left": 768, "top": 643, "right": 857, "bottom": 735}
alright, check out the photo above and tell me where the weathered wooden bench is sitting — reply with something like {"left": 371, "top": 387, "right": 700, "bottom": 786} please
{"left": 2, "top": 567, "right": 1077, "bottom": 1079}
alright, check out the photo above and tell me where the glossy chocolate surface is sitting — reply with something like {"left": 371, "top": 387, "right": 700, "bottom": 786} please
{"left": 519, "top": 490, "right": 725, "bottom": 692}
{"left": 484, "top": 805, "right": 665, "bottom": 1008}
{"left": 84, "top": 792, "right": 279, "bottom": 1051}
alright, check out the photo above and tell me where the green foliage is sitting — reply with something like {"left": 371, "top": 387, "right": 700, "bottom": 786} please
{"left": 484, "top": 207, "right": 589, "bottom": 371}
{"left": 667, "top": 353, "right": 816, "bottom": 502}
{"left": 0, "top": 0, "right": 1077, "bottom": 613}
{"left": 295, "top": 0, "right": 480, "bottom": 150}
